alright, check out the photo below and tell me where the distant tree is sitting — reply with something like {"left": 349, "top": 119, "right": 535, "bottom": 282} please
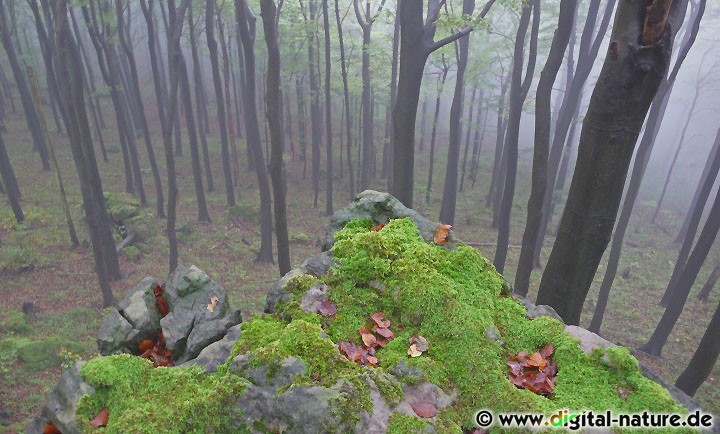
{"left": 236, "top": 0, "right": 274, "bottom": 263}
{"left": 260, "top": 0, "right": 291, "bottom": 276}
{"left": 53, "top": 0, "right": 121, "bottom": 305}
{"left": 486, "top": 66, "right": 509, "bottom": 209}
{"left": 382, "top": 0, "right": 401, "bottom": 190}
{"left": 0, "top": 122, "right": 22, "bottom": 223}
{"left": 391, "top": 0, "right": 500, "bottom": 207}
{"left": 322, "top": 0, "right": 333, "bottom": 215}
{"left": 0, "top": 0, "right": 50, "bottom": 171}
{"left": 425, "top": 54, "right": 450, "bottom": 205}
{"left": 439, "top": 0, "right": 476, "bottom": 225}
{"left": 536, "top": 0, "right": 681, "bottom": 325}
{"left": 675, "top": 297, "right": 720, "bottom": 396}
{"left": 458, "top": 86, "right": 479, "bottom": 193}
{"left": 335, "top": 0, "right": 354, "bottom": 200}
{"left": 515, "top": 0, "right": 576, "bottom": 296}
{"left": 698, "top": 263, "right": 720, "bottom": 302}
{"left": 493, "top": 0, "right": 540, "bottom": 275}
{"left": 299, "top": 0, "right": 322, "bottom": 207}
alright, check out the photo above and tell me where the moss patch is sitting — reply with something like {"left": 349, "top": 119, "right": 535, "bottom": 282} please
{"left": 13, "top": 336, "right": 84, "bottom": 371}
{"left": 77, "top": 354, "right": 248, "bottom": 433}
{"left": 1, "top": 311, "right": 32, "bottom": 334}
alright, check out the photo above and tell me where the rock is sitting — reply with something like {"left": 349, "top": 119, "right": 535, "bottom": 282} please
{"left": 124, "top": 214, "right": 155, "bottom": 242}
{"left": 299, "top": 284, "right": 330, "bottom": 314}
{"left": 564, "top": 325, "right": 617, "bottom": 355}
{"left": 516, "top": 295, "right": 563, "bottom": 322}
{"left": 117, "top": 278, "right": 161, "bottom": 336}
{"left": 183, "top": 309, "right": 242, "bottom": 362}
{"left": 264, "top": 252, "right": 334, "bottom": 314}
{"left": 97, "top": 308, "right": 135, "bottom": 355}
{"left": 321, "top": 190, "right": 453, "bottom": 251}
{"left": 302, "top": 251, "right": 335, "bottom": 277}
{"left": 39, "top": 362, "right": 93, "bottom": 434}
{"left": 180, "top": 324, "right": 242, "bottom": 373}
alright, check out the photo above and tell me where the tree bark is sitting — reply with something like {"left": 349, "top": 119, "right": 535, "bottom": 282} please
{"left": 515, "top": 0, "right": 576, "bottom": 296}
{"left": 322, "top": 0, "right": 333, "bottom": 215}
{"left": 675, "top": 297, "right": 720, "bottom": 396}
{"left": 536, "top": 0, "right": 679, "bottom": 325}
{"left": 260, "top": 0, "right": 291, "bottom": 275}
{"left": 335, "top": 0, "right": 354, "bottom": 199}
{"left": 0, "top": 125, "right": 23, "bottom": 223}
{"left": 459, "top": 86, "right": 480, "bottom": 193}
{"left": 426, "top": 56, "right": 449, "bottom": 205}
{"left": 698, "top": 264, "right": 720, "bottom": 302}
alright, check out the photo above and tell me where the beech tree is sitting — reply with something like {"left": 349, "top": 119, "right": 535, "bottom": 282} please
{"left": 536, "top": 0, "right": 682, "bottom": 325}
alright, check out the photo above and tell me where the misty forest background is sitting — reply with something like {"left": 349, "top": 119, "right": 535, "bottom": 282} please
{"left": 1, "top": 0, "right": 720, "bottom": 426}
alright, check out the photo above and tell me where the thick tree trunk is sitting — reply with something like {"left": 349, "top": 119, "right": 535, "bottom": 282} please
{"left": 418, "top": 97, "right": 428, "bottom": 153}
{"left": 536, "top": 0, "right": 678, "bottom": 325}
{"left": 698, "top": 264, "right": 720, "bottom": 302}
{"left": 439, "top": 0, "right": 476, "bottom": 225}
{"left": 675, "top": 298, "right": 720, "bottom": 396}
{"left": 236, "top": 0, "right": 274, "bottom": 263}
{"left": 54, "top": 0, "right": 121, "bottom": 305}
{"left": 260, "top": 0, "right": 291, "bottom": 275}
{"left": 494, "top": 0, "right": 540, "bottom": 275}
{"left": 207, "top": 0, "right": 236, "bottom": 207}
{"left": 69, "top": 9, "right": 107, "bottom": 131}
{"left": 515, "top": 0, "right": 575, "bottom": 296}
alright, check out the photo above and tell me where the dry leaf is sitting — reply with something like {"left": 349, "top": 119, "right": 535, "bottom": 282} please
{"left": 407, "top": 344, "right": 422, "bottom": 357}
{"left": 317, "top": 300, "right": 337, "bottom": 317}
{"left": 373, "top": 326, "right": 394, "bottom": 341}
{"left": 434, "top": 224, "right": 452, "bottom": 245}
{"left": 371, "top": 312, "right": 391, "bottom": 329}
{"left": 370, "top": 223, "right": 386, "bottom": 232}
{"left": 207, "top": 296, "right": 220, "bottom": 313}
{"left": 360, "top": 327, "right": 377, "bottom": 348}
{"left": 90, "top": 406, "right": 109, "bottom": 428}
{"left": 43, "top": 424, "right": 62, "bottom": 434}
{"left": 411, "top": 402, "right": 437, "bottom": 418}
{"left": 366, "top": 355, "right": 379, "bottom": 367}
{"left": 410, "top": 335, "right": 429, "bottom": 352}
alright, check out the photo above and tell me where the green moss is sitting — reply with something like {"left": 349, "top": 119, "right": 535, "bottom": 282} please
{"left": 284, "top": 274, "right": 321, "bottom": 296}
{"left": 122, "top": 246, "right": 141, "bottom": 263}
{"left": 103, "top": 192, "right": 140, "bottom": 222}
{"left": 15, "top": 337, "right": 84, "bottom": 371}
{"left": 289, "top": 232, "right": 311, "bottom": 245}
{"left": 321, "top": 218, "right": 686, "bottom": 430}
{"left": 227, "top": 204, "right": 260, "bottom": 222}
{"left": 1, "top": 311, "right": 32, "bottom": 335}
{"left": 76, "top": 354, "right": 248, "bottom": 433}
{"left": 0, "top": 246, "right": 41, "bottom": 272}
{"left": 386, "top": 413, "right": 428, "bottom": 433}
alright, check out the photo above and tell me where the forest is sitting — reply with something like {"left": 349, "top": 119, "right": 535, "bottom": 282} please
{"left": 0, "top": 0, "right": 719, "bottom": 431}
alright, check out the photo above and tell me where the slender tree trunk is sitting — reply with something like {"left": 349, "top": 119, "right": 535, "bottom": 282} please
{"left": 335, "top": 0, "right": 354, "bottom": 199}
{"left": 236, "top": 0, "right": 274, "bottom": 263}
{"left": 470, "top": 101, "right": 490, "bottom": 188}
{"left": 418, "top": 97, "right": 428, "bottom": 153}
{"left": 260, "top": 0, "right": 291, "bottom": 275}
{"left": 296, "top": 76, "right": 307, "bottom": 178}
{"left": 383, "top": 0, "right": 400, "bottom": 189}
{"left": 536, "top": 0, "right": 680, "bottom": 325}
{"left": 515, "top": 0, "right": 576, "bottom": 296}
{"left": 69, "top": 9, "right": 107, "bottom": 130}
{"left": 303, "top": 0, "right": 322, "bottom": 207}
{"left": 207, "top": 0, "right": 236, "bottom": 207}
{"left": 675, "top": 297, "right": 720, "bottom": 396}
{"left": 459, "top": 87, "right": 480, "bottom": 193}
{"left": 0, "top": 127, "right": 23, "bottom": 223}
{"left": 426, "top": 60, "right": 449, "bottom": 205}
{"left": 486, "top": 73, "right": 509, "bottom": 207}
{"left": 217, "top": 11, "right": 240, "bottom": 191}
{"left": 494, "top": 0, "right": 540, "bottom": 275}
{"left": 698, "top": 264, "right": 720, "bottom": 302}
{"left": 439, "top": 0, "right": 476, "bottom": 225}
{"left": 322, "top": 0, "right": 333, "bottom": 215}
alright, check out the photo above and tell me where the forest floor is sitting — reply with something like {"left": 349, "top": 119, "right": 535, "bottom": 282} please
{"left": 0, "top": 104, "right": 718, "bottom": 430}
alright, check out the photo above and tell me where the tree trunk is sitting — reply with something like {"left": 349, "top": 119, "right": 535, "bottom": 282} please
{"left": 536, "top": 0, "right": 679, "bottom": 325}
{"left": 0, "top": 0, "right": 50, "bottom": 171}
{"left": 322, "top": 0, "right": 333, "bottom": 215}
{"left": 698, "top": 264, "right": 720, "bottom": 302}
{"left": 515, "top": 0, "right": 575, "bottom": 296}
{"left": 304, "top": 0, "right": 322, "bottom": 207}
{"left": 383, "top": 0, "right": 400, "bottom": 190}
{"left": 335, "top": 0, "right": 354, "bottom": 199}
{"left": 0, "top": 127, "right": 23, "bottom": 223}
{"left": 486, "top": 72, "right": 509, "bottom": 207}
{"left": 236, "top": 0, "right": 274, "bottom": 264}
{"left": 494, "top": 0, "right": 540, "bottom": 275}
{"left": 260, "top": 0, "right": 291, "bottom": 275}
{"left": 459, "top": 87, "right": 480, "bottom": 193}
{"left": 418, "top": 97, "right": 428, "bottom": 153}
{"left": 206, "top": 0, "right": 236, "bottom": 207}
{"left": 296, "top": 76, "right": 307, "bottom": 178}
{"left": 53, "top": 0, "right": 121, "bottom": 305}
{"left": 69, "top": 9, "right": 107, "bottom": 130}
{"left": 439, "top": 0, "right": 476, "bottom": 225}
{"left": 426, "top": 59, "right": 449, "bottom": 205}
{"left": 675, "top": 297, "right": 720, "bottom": 396}
{"left": 470, "top": 101, "right": 490, "bottom": 188}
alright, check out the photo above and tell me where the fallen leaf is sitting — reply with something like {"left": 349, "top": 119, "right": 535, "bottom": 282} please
{"left": 411, "top": 402, "right": 437, "bottom": 418}
{"left": 527, "top": 352, "right": 546, "bottom": 371}
{"left": 407, "top": 344, "right": 422, "bottom": 357}
{"left": 138, "top": 339, "right": 155, "bottom": 352}
{"left": 539, "top": 343, "right": 554, "bottom": 359}
{"left": 207, "top": 296, "right": 220, "bottom": 313}
{"left": 434, "top": 224, "right": 452, "bottom": 245}
{"left": 371, "top": 312, "right": 390, "bottom": 328}
{"left": 373, "top": 326, "right": 394, "bottom": 341}
{"left": 153, "top": 284, "right": 169, "bottom": 317}
{"left": 317, "top": 300, "right": 337, "bottom": 317}
{"left": 370, "top": 223, "right": 386, "bottom": 232}
{"left": 43, "top": 424, "right": 62, "bottom": 434}
{"left": 360, "top": 327, "right": 377, "bottom": 348}
{"left": 366, "top": 355, "right": 379, "bottom": 367}
{"left": 410, "top": 335, "right": 429, "bottom": 352}
{"left": 90, "top": 406, "right": 109, "bottom": 428}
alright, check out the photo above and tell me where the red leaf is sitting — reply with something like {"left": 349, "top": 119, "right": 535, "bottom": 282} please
{"left": 434, "top": 224, "right": 452, "bottom": 245}
{"left": 540, "top": 343, "right": 554, "bottom": 359}
{"left": 317, "top": 301, "right": 337, "bottom": 317}
{"left": 371, "top": 312, "right": 390, "bottom": 328}
{"left": 370, "top": 223, "right": 386, "bottom": 232}
{"left": 89, "top": 407, "right": 109, "bottom": 428}
{"left": 411, "top": 402, "right": 438, "bottom": 418}
{"left": 154, "top": 284, "right": 169, "bottom": 317}
{"left": 43, "top": 424, "right": 62, "bottom": 434}
{"left": 507, "top": 360, "right": 522, "bottom": 376}
{"left": 138, "top": 340, "right": 155, "bottom": 352}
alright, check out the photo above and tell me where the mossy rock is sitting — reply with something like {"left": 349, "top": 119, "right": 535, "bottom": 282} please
{"left": 121, "top": 246, "right": 141, "bottom": 263}
{"left": 289, "top": 232, "right": 311, "bottom": 245}
{"left": 227, "top": 203, "right": 260, "bottom": 222}
{"left": 15, "top": 337, "right": 84, "bottom": 371}
{"left": 124, "top": 215, "right": 155, "bottom": 242}
{"left": 103, "top": 192, "right": 140, "bottom": 223}
{"left": 1, "top": 311, "right": 32, "bottom": 334}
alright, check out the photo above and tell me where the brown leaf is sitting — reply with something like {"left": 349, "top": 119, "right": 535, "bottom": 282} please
{"left": 90, "top": 407, "right": 109, "bottom": 428}
{"left": 527, "top": 352, "right": 546, "bottom": 371}
{"left": 370, "top": 223, "right": 386, "bottom": 232}
{"left": 409, "top": 335, "right": 429, "bottom": 352}
{"left": 373, "top": 326, "right": 394, "bottom": 341}
{"left": 434, "top": 224, "right": 452, "bottom": 245}
{"left": 360, "top": 327, "right": 377, "bottom": 348}
{"left": 371, "top": 312, "right": 390, "bottom": 328}
{"left": 138, "top": 339, "right": 155, "bottom": 352}
{"left": 411, "top": 402, "right": 438, "bottom": 418}
{"left": 539, "top": 343, "right": 554, "bottom": 359}
{"left": 207, "top": 296, "right": 220, "bottom": 313}
{"left": 407, "top": 344, "right": 422, "bottom": 358}
{"left": 43, "top": 424, "right": 62, "bottom": 434}
{"left": 366, "top": 355, "right": 379, "bottom": 367}
{"left": 317, "top": 301, "right": 337, "bottom": 317}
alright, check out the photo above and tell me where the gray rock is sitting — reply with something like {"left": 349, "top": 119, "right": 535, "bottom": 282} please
{"left": 183, "top": 309, "right": 242, "bottom": 363}
{"left": 321, "top": 190, "right": 453, "bottom": 251}
{"left": 516, "top": 296, "right": 564, "bottom": 322}
{"left": 264, "top": 268, "right": 306, "bottom": 314}
{"left": 96, "top": 308, "right": 134, "bottom": 355}
{"left": 40, "top": 362, "right": 94, "bottom": 434}
{"left": 117, "top": 277, "right": 160, "bottom": 336}
{"left": 301, "top": 251, "right": 335, "bottom": 277}
{"left": 180, "top": 324, "right": 242, "bottom": 373}
{"left": 299, "top": 284, "right": 330, "bottom": 314}
{"left": 564, "top": 325, "right": 617, "bottom": 355}
{"left": 276, "top": 386, "right": 342, "bottom": 432}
